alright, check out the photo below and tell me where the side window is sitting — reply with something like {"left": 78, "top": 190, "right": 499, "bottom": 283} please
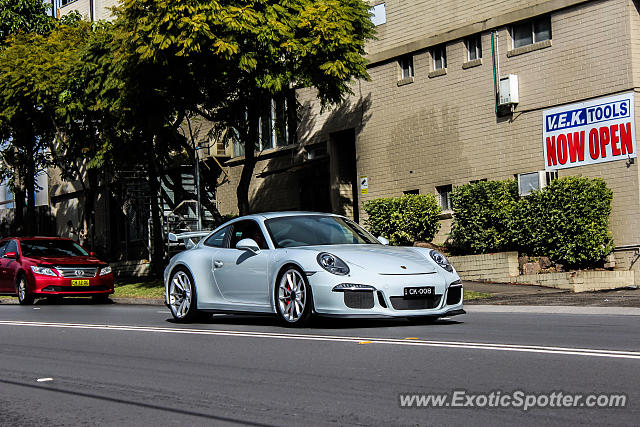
{"left": 230, "top": 220, "right": 269, "bottom": 250}
{"left": 6, "top": 240, "right": 18, "bottom": 254}
{"left": 204, "top": 226, "right": 230, "bottom": 248}
{"left": 0, "top": 241, "right": 8, "bottom": 257}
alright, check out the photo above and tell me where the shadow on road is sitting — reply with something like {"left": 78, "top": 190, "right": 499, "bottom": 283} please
{"left": 165, "top": 314, "right": 464, "bottom": 329}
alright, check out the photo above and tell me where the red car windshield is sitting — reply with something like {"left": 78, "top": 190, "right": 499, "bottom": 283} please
{"left": 20, "top": 240, "right": 89, "bottom": 258}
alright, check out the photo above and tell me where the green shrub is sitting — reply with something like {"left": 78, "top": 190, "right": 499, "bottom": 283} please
{"left": 448, "top": 176, "right": 614, "bottom": 269}
{"left": 511, "top": 176, "right": 613, "bottom": 268}
{"left": 448, "top": 180, "right": 519, "bottom": 254}
{"left": 363, "top": 194, "right": 441, "bottom": 246}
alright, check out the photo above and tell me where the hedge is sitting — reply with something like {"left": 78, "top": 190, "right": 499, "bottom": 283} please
{"left": 510, "top": 177, "right": 613, "bottom": 268}
{"left": 447, "top": 176, "right": 613, "bottom": 269}
{"left": 448, "top": 180, "right": 519, "bottom": 255}
{"left": 363, "top": 194, "right": 441, "bottom": 246}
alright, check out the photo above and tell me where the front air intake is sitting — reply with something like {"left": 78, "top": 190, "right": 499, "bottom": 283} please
{"left": 344, "top": 291, "right": 375, "bottom": 309}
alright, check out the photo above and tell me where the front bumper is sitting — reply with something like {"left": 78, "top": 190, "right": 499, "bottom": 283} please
{"left": 308, "top": 271, "right": 464, "bottom": 318}
{"left": 31, "top": 274, "right": 114, "bottom": 296}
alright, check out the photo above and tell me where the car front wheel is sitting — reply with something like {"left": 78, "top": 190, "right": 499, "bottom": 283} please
{"left": 275, "top": 267, "right": 313, "bottom": 326}
{"left": 17, "top": 276, "right": 34, "bottom": 305}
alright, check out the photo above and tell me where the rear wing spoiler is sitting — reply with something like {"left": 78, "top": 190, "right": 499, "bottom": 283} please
{"left": 168, "top": 231, "right": 211, "bottom": 249}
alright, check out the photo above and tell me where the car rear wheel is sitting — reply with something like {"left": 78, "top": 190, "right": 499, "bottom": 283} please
{"left": 275, "top": 267, "right": 312, "bottom": 326}
{"left": 168, "top": 269, "right": 202, "bottom": 322}
{"left": 17, "top": 276, "right": 34, "bottom": 305}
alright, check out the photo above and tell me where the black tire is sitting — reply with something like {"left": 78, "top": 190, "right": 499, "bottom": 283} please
{"left": 17, "top": 276, "right": 35, "bottom": 305}
{"left": 274, "top": 266, "right": 313, "bottom": 327}
{"left": 168, "top": 268, "right": 202, "bottom": 322}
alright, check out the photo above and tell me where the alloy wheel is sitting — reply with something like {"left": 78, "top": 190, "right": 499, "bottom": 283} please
{"left": 277, "top": 269, "right": 307, "bottom": 323}
{"left": 169, "top": 271, "right": 193, "bottom": 319}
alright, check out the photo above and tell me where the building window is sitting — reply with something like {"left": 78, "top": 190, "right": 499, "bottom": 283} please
{"left": 465, "top": 35, "right": 482, "bottom": 61}
{"left": 0, "top": 180, "right": 14, "bottom": 210}
{"left": 370, "top": 3, "right": 386, "bottom": 26}
{"left": 61, "top": 0, "right": 77, "bottom": 6}
{"left": 399, "top": 55, "right": 414, "bottom": 80}
{"left": 512, "top": 16, "right": 551, "bottom": 49}
{"left": 403, "top": 189, "right": 419, "bottom": 195}
{"left": 432, "top": 45, "right": 447, "bottom": 70}
{"left": 517, "top": 171, "right": 557, "bottom": 196}
{"left": 436, "top": 185, "right": 453, "bottom": 211}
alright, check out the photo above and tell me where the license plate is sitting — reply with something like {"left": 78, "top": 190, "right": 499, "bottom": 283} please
{"left": 71, "top": 279, "right": 90, "bottom": 286}
{"left": 404, "top": 286, "right": 435, "bottom": 299}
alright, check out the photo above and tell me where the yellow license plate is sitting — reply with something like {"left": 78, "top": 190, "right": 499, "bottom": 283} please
{"left": 71, "top": 279, "right": 90, "bottom": 286}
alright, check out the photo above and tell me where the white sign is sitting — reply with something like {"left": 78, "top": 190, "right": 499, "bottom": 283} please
{"left": 543, "top": 92, "right": 636, "bottom": 171}
{"left": 360, "top": 176, "right": 368, "bottom": 195}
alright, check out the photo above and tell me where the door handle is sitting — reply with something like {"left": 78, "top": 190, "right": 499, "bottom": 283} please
{"left": 214, "top": 260, "right": 224, "bottom": 268}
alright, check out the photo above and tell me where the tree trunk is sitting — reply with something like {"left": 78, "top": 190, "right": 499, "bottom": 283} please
{"left": 24, "top": 148, "right": 36, "bottom": 236}
{"left": 147, "top": 153, "right": 165, "bottom": 276}
{"left": 237, "top": 102, "right": 260, "bottom": 216}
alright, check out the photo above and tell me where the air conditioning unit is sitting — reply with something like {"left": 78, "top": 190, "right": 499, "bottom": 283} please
{"left": 499, "top": 74, "right": 519, "bottom": 106}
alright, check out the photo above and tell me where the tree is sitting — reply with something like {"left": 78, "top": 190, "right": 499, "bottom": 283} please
{"left": 117, "top": 0, "right": 375, "bottom": 215}
{"left": 0, "top": 21, "right": 92, "bottom": 235}
{"left": 0, "top": 0, "right": 54, "bottom": 46}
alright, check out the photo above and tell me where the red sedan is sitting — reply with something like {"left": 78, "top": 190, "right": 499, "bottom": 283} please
{"left": 0, "top": 237, "right": 114, "bottom": 304}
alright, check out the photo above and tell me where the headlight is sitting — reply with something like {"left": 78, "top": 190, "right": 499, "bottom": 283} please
{"left": 317, "top": 252, "right": 350, "bottom": 275}
{"left": 30, "top": 266, "right": 58, "bottom": 277}
{"left": 430, "top": 250, "right": 454, "bottom": 272}
{"left": 99, "top": 265, "right": 112, "bottom": 276}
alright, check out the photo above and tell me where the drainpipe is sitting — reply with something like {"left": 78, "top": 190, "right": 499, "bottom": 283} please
{"left": 89, "top": 0, "right": 95, "bottom": 22}
{"left": 491, "top": 31, "right": 499, "bottom": 114}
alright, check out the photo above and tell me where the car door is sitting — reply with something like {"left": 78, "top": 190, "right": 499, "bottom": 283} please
{"left": 211, "top": 220, "right": 271, "bottom": 306}
{"left": 0, "top": 240, "right": 18, "bottom": 292}
{"left": 0, "top": 240, "right": 9, "bottom": 292}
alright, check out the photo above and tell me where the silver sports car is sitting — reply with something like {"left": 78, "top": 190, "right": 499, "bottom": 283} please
{"left": 164, "top": 212, "right": 464, "bottom": 325}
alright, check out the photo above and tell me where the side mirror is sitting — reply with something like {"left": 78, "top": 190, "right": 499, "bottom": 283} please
{"left": 236, "top": 238, "right": 260, "bottom": 253}
{"left": 4, "top": 251, "right": 18, "bottom": 259}
{"left": 377, "top": 236, "right": 390, "bottom": 245}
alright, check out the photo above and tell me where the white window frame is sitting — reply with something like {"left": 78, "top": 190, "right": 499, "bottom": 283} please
{"left": 465, "top": 35, "right": 482, "bottom": 61}
{"left": 436, "top": 184, "right": 453, "bottom": 211}
{"left": 399, "top": 55, "right": 414, "bottom": 80}
{"left": 511, "top": 16, "right": 551, "bottom": 49}
{"left": 370, "top": 3, "right": 386, "bottom": 26}
{"left": 432, "top": 45, "right": 447, "bottom": 70}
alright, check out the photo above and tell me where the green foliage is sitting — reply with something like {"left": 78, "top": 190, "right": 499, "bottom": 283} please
{"left": 0, "top": 20, "right": 92, "bottom": 194}
{"left": 448, "top": 177, "right": 614, "bottom": 269}
{"left": 0, "top": 0, "right": 54, "bottom": 45}
{"left": 363, "top": 194, "right": 441, "bottom": 246}
{"left": 448, "top": 180, "right": 519, "bottom": 254}
{"left": 511, "top": 177, "right": 613, "bottom": 269}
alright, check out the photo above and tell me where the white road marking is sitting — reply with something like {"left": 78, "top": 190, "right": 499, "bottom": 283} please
{"left": 36, "top": 378, "right": 53, "bottom": 382}
{"left": 0, "top": 320, "right": 639, "bottom": 360}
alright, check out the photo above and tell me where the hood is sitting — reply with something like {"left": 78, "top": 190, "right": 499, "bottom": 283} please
{"left": 27, "top": 256, "right": 105, "bottom": 266}
{"left": 300, "top": 244, "right": 436, "bottom": 275}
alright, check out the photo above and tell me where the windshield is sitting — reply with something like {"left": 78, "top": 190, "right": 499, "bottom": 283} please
{"left": 20, "top": 240, "right": 89, "bottom": 257}
{"left": 265, "top": 215, "right": 380, "bottom": 248}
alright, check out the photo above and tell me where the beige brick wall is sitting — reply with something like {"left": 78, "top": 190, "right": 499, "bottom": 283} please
{"left": 514, "top": 270, "right": 636, "bottom": 291}
{"left": 286, "top": 0, "right": 640, "bottom": 253}
{"left": 449, "top": 252, "right": 520, "bottom": 282}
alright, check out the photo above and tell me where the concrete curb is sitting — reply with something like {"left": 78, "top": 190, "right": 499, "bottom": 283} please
{"left": 466, "top": 305, "right": 640, "bottom": 316}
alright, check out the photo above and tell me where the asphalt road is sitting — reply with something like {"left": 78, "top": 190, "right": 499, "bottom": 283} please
{"left": 0, "top": 302, "right": 638, "bottom": 426}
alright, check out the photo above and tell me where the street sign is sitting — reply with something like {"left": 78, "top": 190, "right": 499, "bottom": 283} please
{"left": 360, "top": 176, "right": 369, "bottom": 195}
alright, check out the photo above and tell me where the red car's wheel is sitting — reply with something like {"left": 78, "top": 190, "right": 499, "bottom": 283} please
{"left": 17, "top": 276, "right": 35, "bottom": 305}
